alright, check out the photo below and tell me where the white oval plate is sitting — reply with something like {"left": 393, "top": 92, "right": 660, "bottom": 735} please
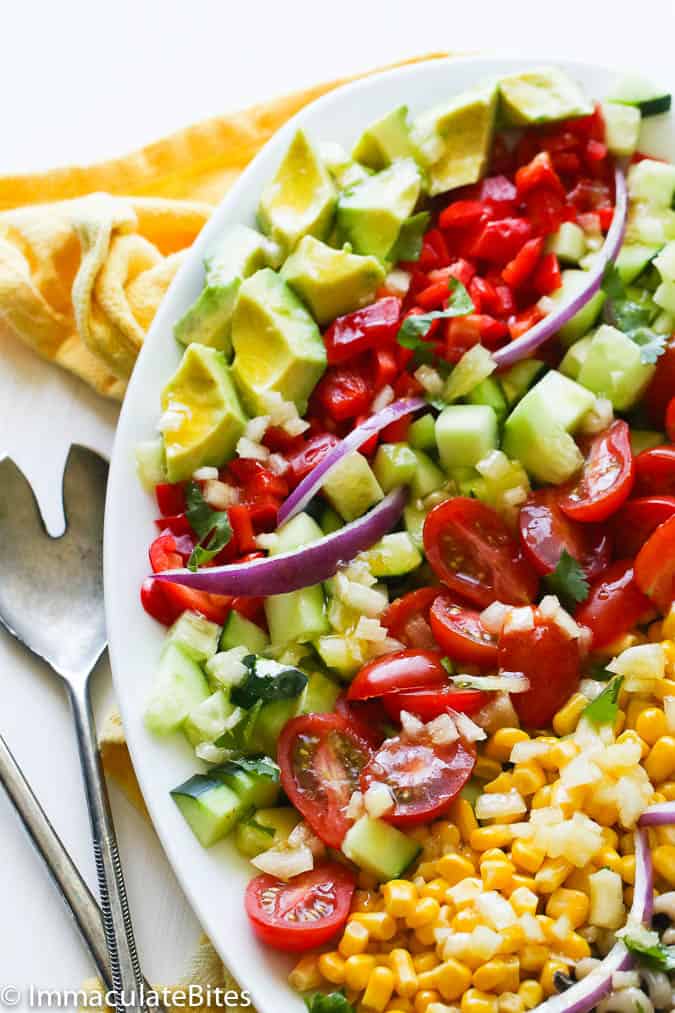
{"left": 105, "top": 55, "right": 674, "bottom": 1013}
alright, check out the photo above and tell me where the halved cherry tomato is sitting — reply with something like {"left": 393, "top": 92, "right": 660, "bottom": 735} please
{"left": 245, "top": 861, "right": 356, "bottom": 953}
{"left": 347, "top": 650, "right": 448, "bottom": 702}
{"left": 634, "top": 446, "right": 675, "bottom": 496}
{"left": 277, "top": 714, "right": 372, "bottom": 848}
{"left": 382, "top": 686, "right": 487, "bottom": 723}
{"left": 635, "top": 514, "right": 675, "bottom": 613}
{"left": 313, "top": 361, "right": 374, "bottom": 422}
{"left": 666, "top": 397, "right": 675, "bottom": 444}
{"left": 499, "top": 615, "right": 582, "bottom": 728}
{"left": 645, "top": 337, "right": 675, "bottom": 427}
{"left": 423, "top": 498, "right": 539, "bottom": 608}
{"left": 518, "top": 488, "right": 611, "bottom": 579}
{"left": 380, "top": 587, "right": 441, "bottom": 649}
{"left": 429, "top": 594, "right": 498, "bottom": 667}
{"left": 612, "top": 496, "right": 675, "bottom": 558}
{"left": 323, "top": 297, "right": 401, "bottom": 364}
{"left": 360, "top": 736, "right": 475, "bottom": 827}
{"left": 334, "top": 694, "right": 389, "bottom": 748}
{"left": 575, "top": 559, "right": 654, "bottom": 649}
{"left": 559, "top": 421, "right": 634, "bottom": 523}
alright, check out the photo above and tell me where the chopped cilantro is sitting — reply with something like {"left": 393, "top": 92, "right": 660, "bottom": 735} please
{"left": 582, "top": 676, "right": 623, "bottom": 726}
{"left": 544, "top": 550, "right": 590, "bottom": 605}
{"left": 397, "top": 278, "right": 474, "bottom": 350}
{"left": 231, "top": 655, "right": 308, "bottom": 709}
{"left": 185, "top": 481, "right": 233, "bottom": 571}
{"left": 601, "top": 263, "right": 667, "bottom": 365}
{"left": 389, "top": 211, "right": 431, "bottom": 262}
{"left": 623, "top": 935, "right": 675, "bottom": 972}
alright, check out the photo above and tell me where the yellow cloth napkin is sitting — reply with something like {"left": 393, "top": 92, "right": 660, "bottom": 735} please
{"left": 0, "top": 52, "right": 448, "bottom": 400}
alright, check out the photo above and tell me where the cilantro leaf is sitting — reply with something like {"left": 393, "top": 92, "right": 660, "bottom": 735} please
{"left": 587, "top": 663, "right": 616, "bottom": 682}
{"left": 601, "top": 262, "right": 667, "bottom": 365}
{"left": 544, "top": 550, "right": 590, "bottom": 605}
{"left": 582, "top": 676, "right": 623, "bottom": 726}
{"left": 389, "top": 212, "right": 431, "bottom": 262}
{"left": 397, "top": 278, "right": 474, "bottom": 350}
{"left": 601, "top": 261, "right": 626, "bottom": 302}
{"left": 185, "top": 481, "right": 233, "bottom": 571}
{"left": 623, "top": 936, "right": 675, "bottom": 972}
{"left": 305, "top": 993, "right": 355, "bottom": 1013}
{"left": 630, "top": 327, "right": 668, "bottom": 365}
{"left": 231, "top": 655, "right": 308, "bottom": 709}
{"left": 216, "top": 756, "right": 280, "bottom": 782}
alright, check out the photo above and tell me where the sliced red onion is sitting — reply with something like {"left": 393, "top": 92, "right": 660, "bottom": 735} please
{"left": 155, "top": 487, "right": 407, "bottom": 596}
{"left": 277, "top": 397, "right": 426, "bottom": 525}
{"left": 493, "top": 165, "right": 627, "bottom": 369}
{"left": 639, "top": 801, "right": 675, "bottom": 827}
{"left": 530, "top": 827, "right": 651, "bottom": 1013}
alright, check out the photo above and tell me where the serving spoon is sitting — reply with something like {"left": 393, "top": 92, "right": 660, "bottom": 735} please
{"left": 0, "top": 447, "right": 147, "bottom": 1013}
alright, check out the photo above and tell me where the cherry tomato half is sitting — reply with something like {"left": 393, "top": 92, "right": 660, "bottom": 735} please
{"left": 245, "top": 861, "right": 356, "bottom": 952}
{"left": 381, "top": 587, "right": 441, "bottom": 649}
{"left": 429, "top": 594, "right": 498, "bottom": 667}
{"left": 634, "top": 446, "right": 675, "bottom": 496}
{"left": 635, "top": 514, "right": 675, "bottom": 613}
{"left": 612, "top": 496, "right": 675, "bottom": 559}
{"left": 334, "top": 694, "right": 389, "bottom": 748}
{"left": 347, "top": 650, "right": 448, "bottom": 702}
{"left": 382, "top": 686, "right": 487, "bottom": 723}
{"left": 518, "top": 488, "right": 611, "bottom": 579}
{"left": 423, "top": 498, "right": 539, "bottom": 608}
{"left": 558, "top": 421, "right": 634, "bottom": 523}
{"left": 277, "top": 714, "right": 371, "bottom": 848}
{"left": 499, "top": 615, "right": 582, "bottom": 728}
{"left": 666, "top": 397, "right": 675, "bottom": 444}
{"left": 645, "top": 336, "right": 675, "bottom": 428}
{"left": 575, "top": 559, "right": 654, "bottom": 649}
{"left": 361, "top": 736, "right": 475, "bottom": 827}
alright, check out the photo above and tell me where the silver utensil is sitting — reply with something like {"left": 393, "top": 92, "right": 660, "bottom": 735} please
{"left": 0, "top": 447, "right": 145, "bottom": 1013}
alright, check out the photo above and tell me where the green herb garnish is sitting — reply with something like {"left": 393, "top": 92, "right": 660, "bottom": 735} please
{"left": 601, "top": 263, "right": 667, "bottom": 365}
{"left": 583, "top": 676, "right": 624, "bottom": 726}
{"left": 544, "top": 550, "right": 590, "bottom": 605}
{"left": 397, "top": 278, "right": 474, "bottom": 350}
{"left": 623, "top": 936, "right": 675, "bottom": 972}
{"left": 231, "top": 655, "right": 308, "bottom": 709}
{"left": 185, "top": 481, "right": 233, "bottom": 571}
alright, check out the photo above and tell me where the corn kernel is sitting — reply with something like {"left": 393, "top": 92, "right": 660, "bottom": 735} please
{"left": 535, "top": 858, "right": 573, "bottom": 894}
{"left": 518, "top": 981, "right": 544, "bottom": 1010}
{"left": 422, "top": 878, "right": 452, "bottom": 902}
{"left": 452, "top": 799, "right": 479, "bottom": 843}
{"left": 389, "top": 950, "right": 418, "bottom": 998}
{"left": 550, "top": 782, "right": 587, "bottom": 818}
{"left": 353, "top": 913, "right": 398, "bottom": 941}
{"left": 625, "top": 698, "right": 653, "bottom": 730}
{"left": 614, "top": 709, "right": 626, "bottom": 735}
{"left": 498, "top": 994, "right": 524, "bottom": 1013}
{"left": 416, "top": 969, "right": 441, "bottom": 992}
{"left": 519, "top": 945, "right": 548, "bottom": 973}
{"left": 413, "top": 954, "right": 440, "bottom": 974}
{"left": 545, "top": 888, "right": 589, "bottom": 929}
{"left": 383, "top": 880, "right": 419, "bottom": 919}
{"left": 386, "top": 1000, "right": 414, "bottom": 1013}
{"left": 557, "top": 931, "right": 591, "bottom": 961}
{"left": 344, "top": 954, "right": 377, "bottom": 991}
{"left": 452, "top": 909, "right": 481, "bottom": 932}
{"left": 620, "top": 854, "right": 636, "bottom": 885}
{"left": 510, "top": 886, "right": 539, "bottom": 916}
{"left": 461, "top": 989, "right": 498, "bottom": 1013}
{"left": 481, "top": 859, "right": 515, "bottom": 891}
{"left": 484, "top": 772, "right": 514, "bottom": 794}
{"left": 540, "top": 959, "right": 569, "bottom": 997}
{"left": 663, "top": 605, "right": 675, "bottom": 639}
{"left": 475, "top": 755, "right": 503, "bottom": 781}
{"left": 508, "top": 873, "right": 537, "bottom": 893}
{"left": 436, "top": 853, "right": 476, "bottom": 885}
{"left": 407, "top": 897, "right": 441, "bottom": 930}
{"left": 486, "top": 728, "right": 529, "bottom": 763}
{"left": 530, "top": 785, "right": 553, "bottom": 809}
{"left": 498, "top": 923, "right": 526, "bottom": 954}
{"left": 653, "top": 844, "right": 675, "bottom": 886}
{"left": 616, "top": 729, "right": 649, "bottom": 759}
{"left": 646, "top": 736, "right": 675, "bottom": 783}
{"left": 363, "top": 965, "right": 395, "bottom": 1012}
{"left": 512, "top": 761, "right": 547, "bottom": 796}
{"left": 634, "top": 707, "right": 667, "bottom": 746}
{"left": 435, "top": 959, "right": 473, "bottom": 1001}
{"left": 563, "top": 866, "right": 592, "bottom": 893}
{"left": 414, "top": 992, "right": 441, "bottom": 1013}
{"left": 340, "top": 920, "right": 370, "bottom": 957}
{"left": 353, "top": 889, "right": 380, "bottom": 912}
{"left": 414, "top": 924, "right": 438, "bottom": 947}
{"left": 470, "top": 825, "right": 513, "bottom": 851}
{"left": 543, "top": 740, "right": 580, "bottom": 771}
{"left": 511, "top": 838, "right": 546, "bottom": 874}
{"left": 319, "top": 951, "right": 346, "bottom": 985}
{"left": 655, "top": 677, "right": 675, "bottom": 700}
{"left": 418, "top": 861, "right": 439, "bottom": 882}
{"left": 438, "top": 822, "right": 461, "bottom": 850}
{"left": 553, "top": 693, "right": 588, "bottom": 736}
{"left": 289, "top": 955, "right": 323, "bottom": 992}
{"left": 473, "top": 957, "right": 520, "bottom": 993}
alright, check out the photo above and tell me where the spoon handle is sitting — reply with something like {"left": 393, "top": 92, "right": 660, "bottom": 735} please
{"left": 68, "top": 682, "right": 144, "bottom": 1013}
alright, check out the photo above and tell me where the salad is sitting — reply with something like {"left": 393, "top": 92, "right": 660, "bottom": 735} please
{"left": 136, "top": 64, "right": 675, "bottom": 1013}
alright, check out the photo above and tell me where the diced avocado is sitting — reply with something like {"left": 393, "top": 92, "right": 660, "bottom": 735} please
{"left": 342, "top": 816, "right": 421, "bottom": 880}
{"left": 171, "top": 774, "right": 244, "bottom": 847}
{"left": 411, "top": 82, "right": 498, "bottom": 197}
{"left": 264, "top": 585, "right": 329, "bottom": 646}
{"left": 145, "top": 643, "right": 210, "bottom": 736}
{"left": 161, "top": 344, "right": 247, "bottom": 483}
{"left": 258, "top": 129, "right": 336, "bottom": 252}
{"left": 322, "top": 451, "right": 384, "bottom": 521}
{"left": 499, "top": 359, "right": 546, "bottom": 406}
{"left": 336, "top": 158, "right": 422, "bottom": 261}
{"left": 499, "top": 67, "right": 593, "bottom": 125}
{"left": 235, "top": 807, "right": 300, "bottom": 858}
{"left": 408, "top": 413, "right": 437, "bottom": 451}
{"left": 628, "top": 159, "right": 675, "bottom": 208}
{"left": 545, "top": 269, "right": 606, "bottom": 347}
{"left": 183, "top": 689, "right": 237, "bottom": 747}
{"left": 616, "top": 243, "right": 661, "bottom": 284}
{"left": 577, "top": 324, "right": 656, "bottom": 411}
{"left": 281, "top": 236, "right": 384, "bottom": 325}
{"left": 559, "top": 335, "right": 593, "bottom": 381}
{"left": 546, "top": 222, "right": 587, "bottom": 265}
{"left": 231, "top": 269, "right": 326, "bottom": 415}
{"left": 214, "top": 758, "right": 281, "bottom": 811}
{"left": 631, "top": 429, "right": 665, "bottom": 455}
{"left": 271, "top": 512, "right": 324, "bottom": 553}
{"left": 165, "top": 611, "right": 221, "bottom": 663}
{"left": 175, "top": 226, "right": 279, "bottom": 354}
{"left": 601, "top": 103, "right": 641, "bottom": 157}
{"left": 436, "top": 405, "right": 499, "bottom": 471}
{"left": 373, "top": 442, "right": 418, "bottom": 492}
{"left": 352, "top": 105, "right": 419, "bottom": 171}
{"left": 319, "top": 141, "right": 373, "bottom": 190}
{"left": 467, "top": 377, "right": 508, "bottom": 424}
{"left": 409, "top": 449, "right": 445, "bottom": 499}
{"left": 220, "top": 611, "right": 269, "bottom": 655}
{"left": 365, "top": 532, "right": 422, "bottom": 577}
{"left": 404, "top": 502, "right": 426, "bottom": 551}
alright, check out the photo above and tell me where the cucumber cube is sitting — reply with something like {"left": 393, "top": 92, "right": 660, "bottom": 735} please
{"left": 373, "top": 443, "right": 418, "bottom": 492}
{"left": 545, "top": 269, "right": 605, "bottom": 346}
{"left": 577, "top": 324, "right": 656, "bottom": 410}
{"left": 183, "top": 690, "right": 237, "bottom": 746}
{"left": 322, "top": 451, "right": 384, "bottom": 521}
{"left": 220, "top": 611, "right": 269, "bottom": 655}
{"left": 165, "top": 611, "right": 221, "bottom": 663}
{"left": 235, "top": 807, "right": 300, "bottom": 858}
{"left": 315, "top": 635, "right": 364, "bottom": 679}
{"left": 616, "top": 243, "right": 661, "bottom": 284}
{"left": 654, "top": 241, "right": 675, "bottom": 282}
{"left": 320, "top": 506, "right": 343, "bottom": 534}
{"left": 145, "top": 644, "right": 210, "bottom": 736}
{"left": 247, "top": 698, "right": 300, "bottom": 756}
{"left": 654, "top": 280, "right": 675, "bottom": 315}
{"left": 559, "top": 336, "right": 593, "bottom": 381}
{"left": 342, "top": 816, "right": 421, "bottom": 880}
{"left": 299, "top": 670, "right": 341, "bottom": 714}
{"left": 214, "top": 762, "right": 280, "bottom": 811}
{"left": 171, "top": 775, "right": 244, "bottom": 847}
{"left": 546, "top": 222, "right": 587, "bottom": 264}
{"left": 271, "top": 512, "right": 324, "bottom": 553}
{"left": 436, "top": 404, "right": 498, "bottom": 471}
{"left": 408, "top": 413, "right": 437, "bottom": 451}
{"left": 403, "top": 503, "right": 426, "bottom": 551}
{"left": 467, "top": 377, "right": 508, "bottom": 424}
{"left": 602, "top": 103, "right": 641, "bottom": 156}
{"left": 409, "top": 449, "right": 446, "bottom": 498}
{"left": 628, "top": 159, "right": 675, "bottom": 208}
{"left": 264, "top": 585, "right": 329, "bottom": 646}
{"left": 530, "top": 370, "right": 596, "bottom": 430}
{"left": 365, "top": 532, "right": 422, "bottom": 577}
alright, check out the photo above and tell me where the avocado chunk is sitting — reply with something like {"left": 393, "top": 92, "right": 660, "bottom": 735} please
{"left": 258, "top": 129, "right": 336, "bottom": 253}
{"left": 281, "top": 236, "right": 385, "bottom": 325}
{"left": 231, "top": 268, "right": 326, "bottom": 415}
{"left": 499, "top": 67, "right": 593, "bottom": 125}
{"left": 161, "top": 344, "right": 246, "bottom": 483}
{"left": 320, "top": 141, "right": 373, "bottom": 190}
{"left": 174, "top": 225, "right": 280, "bottom": 354}
{"left": 352, "top": 106, "right": 419, "bottom": 171}
{"left": 577, "top": 324, "right": 656, "bottom": 410}
{"left": 336, "top": 158, "right": 421, "bottom": 261}
{"left": 410, "top": 82, "right": 498, "bottom": 197}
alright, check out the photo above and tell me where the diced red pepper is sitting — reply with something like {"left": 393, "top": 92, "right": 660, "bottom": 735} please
{"left": 227, "top": 459, "right": 288, "bottom": 500}
{"left": 568, "top": 179, "right": 613, "bottom": 212}
{"left": 354, "top": 415, "right": 379, "bottom": 457}
{"left": 423, "top": 228, "right": 451, "bottom": 267}
{"left": 313, "top": 359, "right": 375, "bottom": 422}
{"left": 597, "top": 206, "right": 615, "bottom": 232}
{"left": 551, "top": 151, "right": 582, "bottom": 175}
{"left": 515, "top": 152, "right": 564, "bottom": 197}
{"left": 394, "top": 372, "right": 424, "bottom": 398}
{"left": 155, "top": 483, "right": 186, "bottom": 516}
{"left": 493, "top": 284, "right": 516, "bottom": 318}
{"left": 523, "top": 187, "right": 573, "bottom": 235}
{"left": 480, "top": 175, "right": 517, "bottom": 208}
{"left": 323, "top": 298, "right": 401, "bottom": 364}
{"left": 228, "top": 504, "right": 257, "bottom": 555}
{"left": 380, "top": 415, "right": 411, "bottom": 443}
{"left": 445, "top": 315, "right": 483, "bottom": 361}
{"left": 476, "top": 315, "right": 509, "bottom": 348}
{"left": 470, "top": 218, "right": 533, "bottom": 264}
{"left": 285, "top": 432, "right": 340, "bottom": 487}
{"left": 501, "top": 237, "right": 545, "bottom": 289}
{"left": 262, "top": 426, "right": 305, "bottom": 454}
{"left": 532, "top": 252, "right": 562, "bottom": 296}
{"left": 417, "top": 280, "right": 451, "bottom": 311}
{"left": 373, "top": 346, "right": 399, "bottom": 389}
{"left": 585, "top": 139, "right": 607, "bottom": 164}
{"left": 508, "top": 305, "right": 545, "bottom": 340}
{"left": 429, "top": 259, "right": 477, "bottom": 289}
{"left": 439, "top": 200, "right": 488, "bottom": 232}
{"left": 149, "top": 532, "right": 187, "bottom": 573}
{"left": 154, "top": 513, "right": 192, "bottom": 536}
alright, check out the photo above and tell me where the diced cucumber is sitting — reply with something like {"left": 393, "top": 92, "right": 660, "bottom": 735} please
{"left": 616, "top": 243, "right": 662, "bottom": 284}
{"left": 654, "top": 241, "right": 675, "bottom": 282}
{"left": 342, "top": 816, "right": 421, "bottom": 880}
{"left": 602, "top": 103, "right": 641, "bottom": 157}
{"left": 248, "top": 698, "right": 299, "bottom": 755}
{"left": 235, "top": 807, "right": 300, "bottom": 858}
{"left": 546, "top": 269, "right": 605, "bottom": 346}
{"left": 630, "top": 429, "right": 666, "bottom": 455}
{"left": 271, "top": 512, "right": 323, "bottom": 553}
{"left": 171, "top": 775, "right": 244, "bottom": 847}
{"left": 320, "top": 505, "right": 343, "bottom": 534}
{"left": 165, "top": 611, "right": 221, "bottom": 663}
{"left": 546, "top": 222, "right": 587, "bottom": 264}
{"left": 436, "top": 404, "right": 498, "bottom": 471}
{"left": 404, "top": 503, "right": 426, "bottom": 550}
{"left": 559, "top": 335, "right": 593, "bottom": 381}
{"left": 466, "top": 377, "right": 508, "bottom": 424}
{"left": 628, "top": 159, "right": 675, "bottom": 208}
{"left": 299, "top": 669, "right": 341, "bottom": 714}
{"left": 264, "top": 585, "right": 329, "bottom": 646}
{"left": 183, "top": 689, "right": 237, "bottom": 746}
{"left": 526, "top": 370, "right": 596, "bottom": 431}
{"left": 365, "top": 532, "right": 422, "bottom": 577}
{"left": 654, "top": 280, "right": 675, "bottom": 315}
{"left": 373, "top": 443, "right": 418, "bottom": 493}
{"left": 145, "top": 644, "right": 210, "bottom": 736}
{"left": 135, "top": 438, "right": 166, "bottom": 490}
{"left": 498, "top": 359, "right": 546, "bottom": 406}
{"left": 213, "top": 757, "right": 281, "bottom": 810}
{"left": 409, "top": 449, "right": 446, "bottom": 498}
{"left": 322, "top": 451, "right": 384, "bottom": 521}
{"left": 408, "top": 413, "right": 437, "bottom": 451}
{"left": 451, "top": 467, "right": 488, "bottom": 500}
{"left": 443, "top": 344, "right": 496, "bottom": 402}
{"left": 608, "top": 74, "right": 672, "bottom": 117}
{"left": 577, "top": 324, "right": 656, "bottom": 411}
{"left": 220, "top": 611, "right": 269, "bottom": 655}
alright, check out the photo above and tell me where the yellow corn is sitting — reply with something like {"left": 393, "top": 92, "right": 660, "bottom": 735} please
{"left": 660, "top": 781, "right": 675, "bottom": 800}
{"left": 625, "top": 698, "right": 653, "bottom": 730}
{"left": 452, "top": 909, "right": 481, "bottom": 932}
{"left": 461, "top": 989, "right": 499, "bottom": 1013}
{"left": 510, "top": 885, "right": 539, "bottom": 916}
{"left": 352, "top": 912, "right": 398, "bottom": 941}
{"left": 545, "top": 888, "right": 589, "bottom": 928}
{"left": 353, "top": 889, "right": 380, "bottom": 912}
{"left": 593, "top": 847, "right": 622, "bottom": 874}
{"left": 550, "top": 782, "right": 588, "bottom": 818}
{"left": 437, "top": 822, "right": 461, "bottom": 850}
{"left": 435, "top": 959, "right": 473, "bottom": 1001}
{"left": 557, "top": 931, "right": 591, "bottom": 961}
{"left": 413, "top": 955, "right": 440, "bottom": 974}
{"left": 563, "top": 865, "right": 593, "bottom": 893}
{"left": 507, "top": 873, "right": 538, "bottom": 894}
{"left": 646, "top": 736, "right": 675, "bottom": 783}
{"left": 511, "top": 838, "right": 546, "bottom": 874}
{"left": 653, "top": 845, "right": 675, "bottom": 886}
{"left": 383, "top": 881, "right": 419, "bottom": 919}
{"left": 417, "top": 861, "right": 439, "bottom": 882}
{"left": 498, "top": 994, "right": 525, "bottom": 1013}
{"left": 422, "top": 878, "right": 451, "bottom": 902}
{"left": 543, "top": 740, "right": 580, "bottom": 771}
{"left": 389, "top": 950, "right": 418, "bottom": 998}
{"left": 663, "top": 605, "right": 675, "bottom": 638}
{"left": 635, "top": 707, "right": 668, "bottom": 745}
{"left": 481, "top": 858, "right": 515, "bottom": 891}
{"left": 518, "top": 981, "right": 544, "bottom": 1010}
{"left": 289, "top": 955, "right": 323, "bottom": 992}
{"left": 553, "top": 693, "right": 588, "bottom": 736}
{"left": 436, "top": 853, "right": 476, "bottom": 885}
{"left": 540, "top": 959, "right": 570, "bottom": 997}
{"left": 473, "top": 957, "right": 520, "bottom": 994}
{"left": 319, "top": 951, "right": 346, "bottom": 985}
{"left": 619, "top": 832, "right": 635, "bottom": 855}
{"left": 386, "top": 1000, "right": 414, "bottom": 1013}
{"left": 407, "top": 897, "right": 441, "bottom": 929}
{"left": 519, "top": 945, "right": 549, "bottom": 973}
{"left": 614, "top": 709, "right": 626, "bottom": 736}
{"left": 340, "top": 920, "right": 370, "bottom": 957}
{"left": 530, "top": 785, "right": 553, "bottom": 809}
{"left": 363, "top": 966, "right": 396, "bottom": 1012}
{"left": 498, "top": 924, "right": 526, "bottom": 954}
{"left": 620, "top": 854, "right": 636, "bottom": 885}
{"left": 414, "top": 992, "right": 441, "bottom": 1013}
{"left": 475, "top": 755, "right": 503, "bottom": 781}
{"left": 512, "top": 761, "right": 547, "bottom": 796}
{"left": 470, "top": 825, "right": 513, "bottom": 851}
{"left": 416, "top": 969, "right": 441, "bottom": 992}
{"left": 655, "top": 677, "right": 675, "bottom": 700}
{"left": 485, "top": 728, "right": 529, "bottom": 763}
{"left": 616, "top": 729, "right": 649, "bottom": 759}
{"left": 452, "top": 799, "right": 479, "bottom": 842}
{"left": 534, "top": 858, "right": 573, "bottom": 893}
{"left": 344, "top": 954, "right": 377, "bottom": 991}
{"left": 414, "top": 924, "right": 439, "bottom": 947}
{"left": 484, "top": 772, "right": 514, "bottom": 794}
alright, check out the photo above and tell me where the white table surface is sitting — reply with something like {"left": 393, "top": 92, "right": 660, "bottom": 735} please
{"left": 2, "top": 0, "right": 674, "bottom": 1005}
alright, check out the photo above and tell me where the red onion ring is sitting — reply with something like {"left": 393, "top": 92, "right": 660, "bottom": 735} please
{"left": 277, "top": 397, "right": 426, "bottom": 525}
{"left": 155, "top": 487, "right": 407, "bottom": 596}
{"left": 493, "top": 165, "right": 627, "bottom": 369}
{"left": 639, "top": 801, "right": 675, "bottom": 827}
